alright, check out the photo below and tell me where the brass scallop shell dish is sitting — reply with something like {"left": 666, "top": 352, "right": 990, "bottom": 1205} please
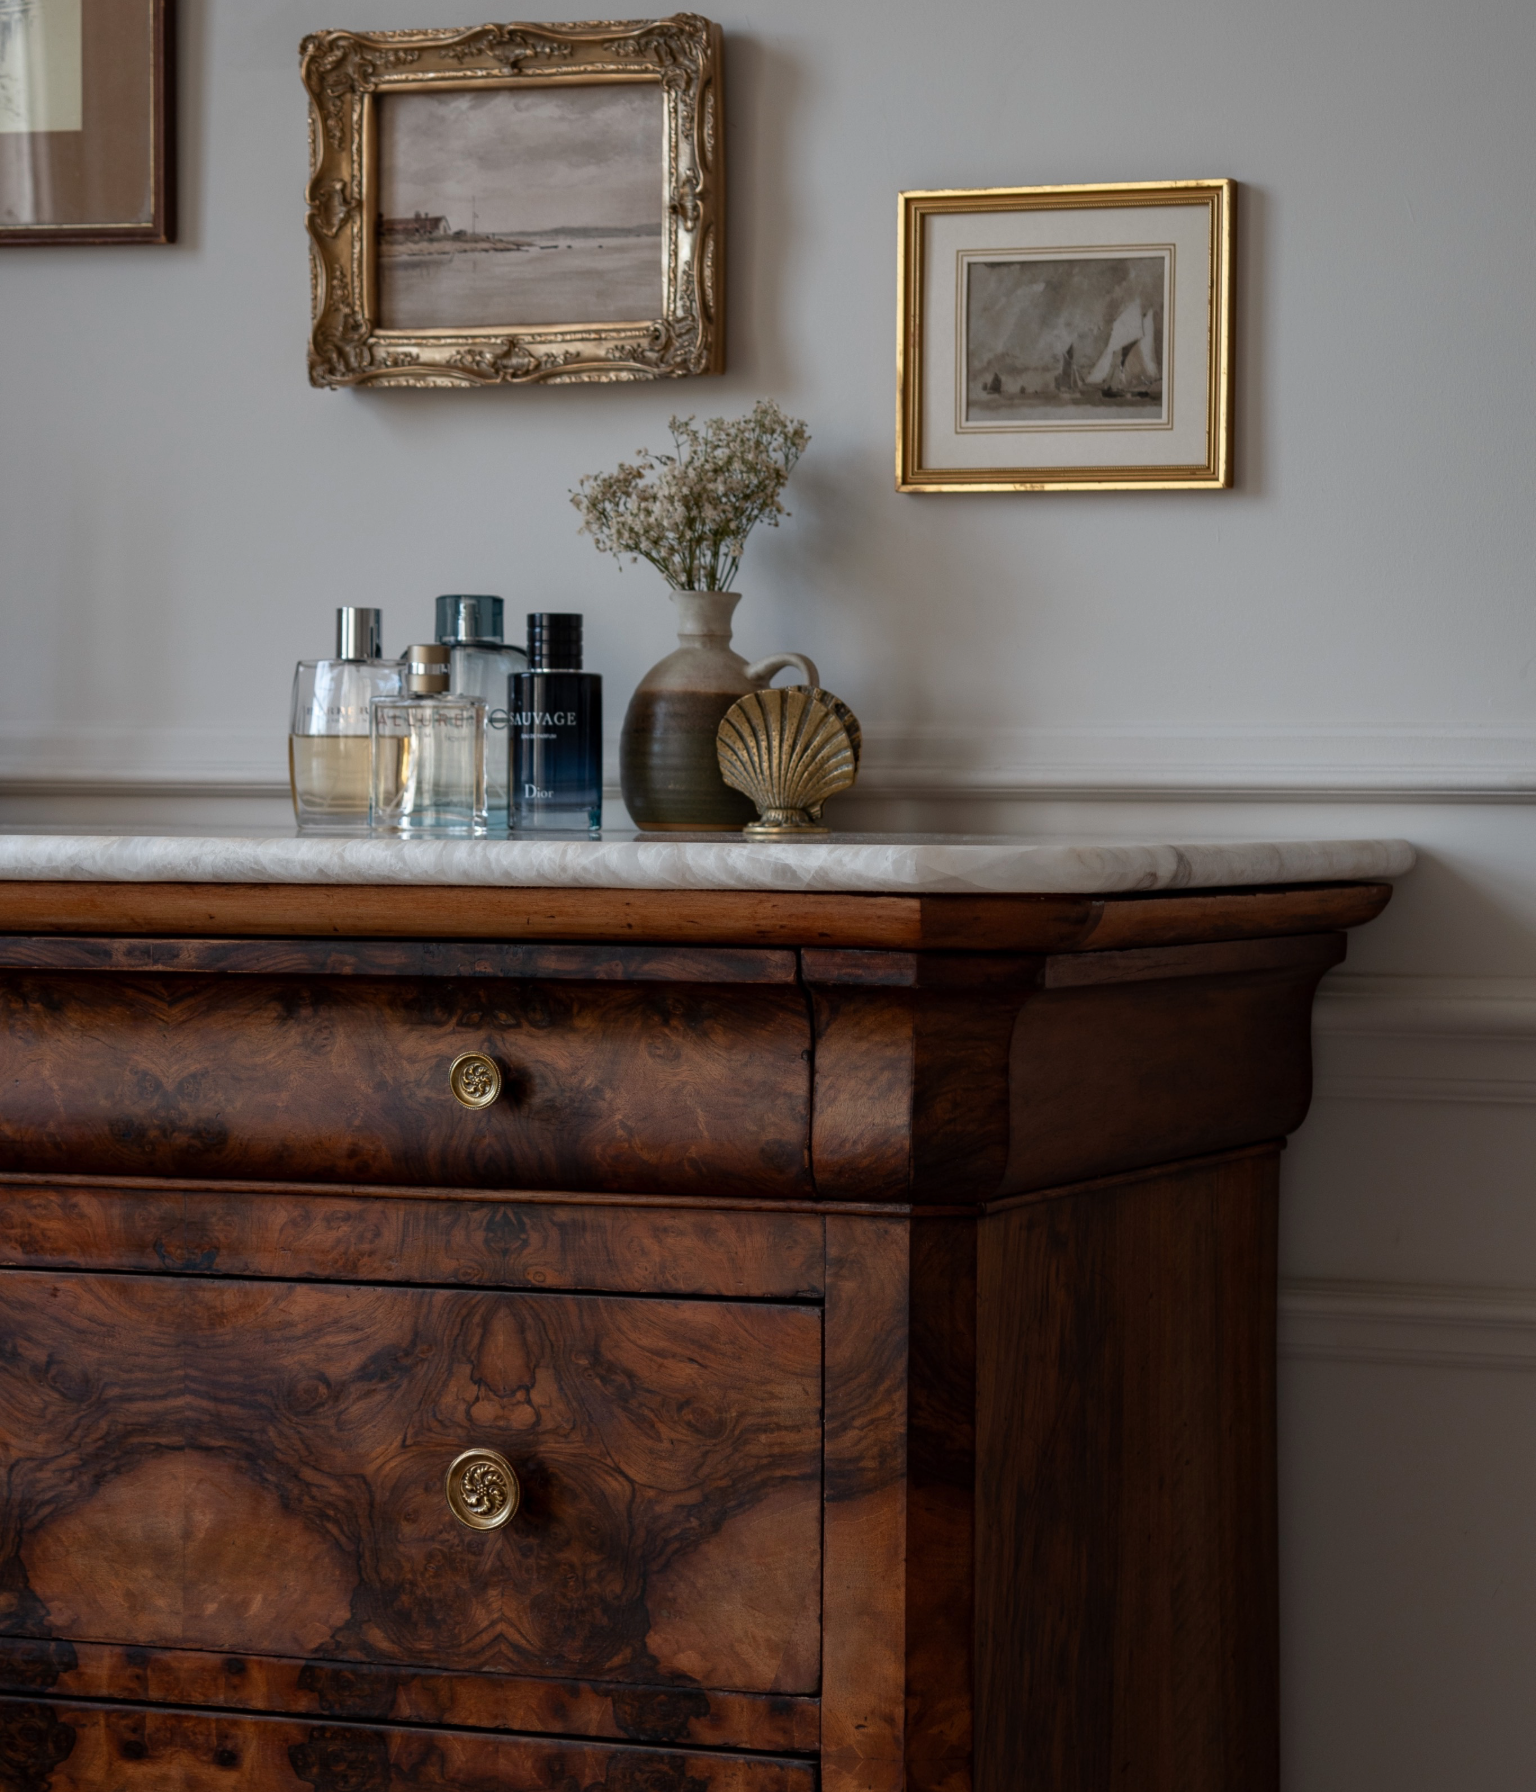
{"left": 716, "top": 686, "right": 862, "bottom": 836}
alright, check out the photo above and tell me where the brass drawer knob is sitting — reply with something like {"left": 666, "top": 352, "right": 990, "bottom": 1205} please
{"left": 445, "top": 1447, "right": 520, "bottom": 1530}
{"left": 449, "top": 1052, "right": 502, "bottom": 1109}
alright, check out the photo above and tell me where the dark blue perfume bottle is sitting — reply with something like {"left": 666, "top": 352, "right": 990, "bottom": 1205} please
{"left": 510, "top": 613, "right": 602, "bottom": 834}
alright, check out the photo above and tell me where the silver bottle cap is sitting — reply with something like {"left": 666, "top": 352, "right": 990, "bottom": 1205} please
{"left": 336, "top": 607, "right": 383, "bottom": 661}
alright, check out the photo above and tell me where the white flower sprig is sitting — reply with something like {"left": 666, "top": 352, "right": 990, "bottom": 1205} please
{"left": 572, "top": 400, "right": 810, "bottom": 592}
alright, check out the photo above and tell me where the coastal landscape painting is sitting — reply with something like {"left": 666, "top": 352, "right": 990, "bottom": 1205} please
{"left": 376, "top": 84, "right": 665, "bottom": 331}
{"left": 962, "top": 251, "right": 1168, "bottom": 427}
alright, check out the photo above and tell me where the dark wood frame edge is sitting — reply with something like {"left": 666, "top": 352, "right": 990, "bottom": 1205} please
{"left": 0, "top": 0, "right": 176, "bottom": 247}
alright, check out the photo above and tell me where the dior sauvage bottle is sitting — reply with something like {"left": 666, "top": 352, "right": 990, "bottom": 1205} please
{"left": 370, "top": 644, "right": 487, "bottom": 835}
{"left": 510, "top": 614, "right": 602, "bottom": 833}
{"left": 434, "top": 594, "right": 528, "bottom": 831}
{"left": 289, "top": 607, "right": 402, "bottom": 831}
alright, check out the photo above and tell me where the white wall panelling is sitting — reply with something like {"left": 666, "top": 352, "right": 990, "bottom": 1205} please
{"left": 1281, "top": 1281, "right": 1536, "bottom": 1371}
{"left": 1281, "top": 972, "right": 1536, "bottom": 1790}
{"left": 1315, "top": 974, "right": 1536, "bottom": 1106}
{"left": 1279, "top": 1339, "right": 1536, "bottom": 1792}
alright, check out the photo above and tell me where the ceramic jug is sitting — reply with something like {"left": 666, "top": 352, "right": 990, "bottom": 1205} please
{"left": 620, "top": 591, "right": 819, "bottom": 831}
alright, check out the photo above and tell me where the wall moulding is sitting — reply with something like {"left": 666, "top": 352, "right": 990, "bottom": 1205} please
{"left": 6, "top": 726, "right": 1536, "bottom": 805}
{"left": 1286, "top": 981, "right": 1536, "bottom": 1371}
{"left": 0, "top": 727, "right": 287, "bottom": 795}
{"left": 850, "top": 726, "right": 1536, "bottom": 803}
{"left": 1280, "top": 1279, "right": 1536, "bottom": 1371}
{"left": 1314, "top": 974, "right": 1536, "bottom": 1107}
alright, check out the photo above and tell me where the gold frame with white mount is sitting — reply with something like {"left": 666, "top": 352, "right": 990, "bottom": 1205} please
{"left": 897, "top": 179, "right": 1234, "bottom": 492}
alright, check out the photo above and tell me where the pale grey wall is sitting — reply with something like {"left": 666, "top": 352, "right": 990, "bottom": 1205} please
{"left": 2, "top": 2, "right": 1536, "bottom": 1787}
{"left": 1, "top": 0, "right": 1532, "bottom": 801}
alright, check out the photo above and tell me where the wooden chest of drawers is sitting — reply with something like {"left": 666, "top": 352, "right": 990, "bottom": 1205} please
{"left": 0, "top": 878, "right": 1391, "bottom": 1791}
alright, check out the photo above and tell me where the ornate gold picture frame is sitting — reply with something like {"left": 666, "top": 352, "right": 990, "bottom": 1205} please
{"left": 897, "top": 181, "right": 1234, "bottom": 492}
{"left": 301, "top": 14, "right": 723, "bottom": 389}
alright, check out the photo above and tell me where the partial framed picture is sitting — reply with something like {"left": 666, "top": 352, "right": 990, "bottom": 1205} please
{"left": 301, "top": 15, "right": 723, "bottom": 389}
{"left": 897, "top": 181, "right": 1234, "bottom": 492}
{"left": 0, "top": 0, "right": 174, "bottom": 244}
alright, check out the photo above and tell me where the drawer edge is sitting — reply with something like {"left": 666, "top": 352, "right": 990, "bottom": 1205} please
{"left": 0, "top": 1639, "right": 819, "bottom": 1755}
{"left": 0, "top": 1690, "right": 819, "bottom": 1789}
{"left": 0, "top": 1182, "right": 828, "bottom": 1300}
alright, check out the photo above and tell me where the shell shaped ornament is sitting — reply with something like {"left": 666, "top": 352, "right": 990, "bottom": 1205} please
{"left": 716, "top": 686, "right": 862, "bottom": 836}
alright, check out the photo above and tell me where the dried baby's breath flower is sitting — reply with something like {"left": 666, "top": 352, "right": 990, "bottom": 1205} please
{"left": 572, "top": 400, "right": 810, "bottom": 591}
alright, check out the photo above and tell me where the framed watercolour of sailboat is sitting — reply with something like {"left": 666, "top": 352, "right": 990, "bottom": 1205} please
{"left": 0, "top": 0, "right": 174, "bottom": 245}
{"left": 897, "top": 181, "right": 1234, "bottom": 492}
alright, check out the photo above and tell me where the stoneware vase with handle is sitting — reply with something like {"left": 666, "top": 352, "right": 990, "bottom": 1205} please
{"left": 620, "top": 591, "right": 819, "bottom": 831}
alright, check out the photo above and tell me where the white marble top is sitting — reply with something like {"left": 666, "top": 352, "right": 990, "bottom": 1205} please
{"left": 0, "top": 830, "right": 1415, "bottom": 896}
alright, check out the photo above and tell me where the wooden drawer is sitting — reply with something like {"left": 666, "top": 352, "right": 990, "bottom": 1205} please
{"left": 0, "top": 950, "right": 812, "bottom": 1194}
{"left": 0, "top": 1179, "right": 827, "bottom": 1299}
{"left": 0, "top": 1697, "right": 817, "bottom": 1791}
{"left": 0, "top": 1271, "right": 823, "bottom": 1697}
{"left": 0, "top": 1637, "right": 820, "bottom": 1755}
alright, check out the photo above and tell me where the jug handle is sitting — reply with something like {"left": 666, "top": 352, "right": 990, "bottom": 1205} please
{"left": 744, "top": 652, "right": 820, "bottom": 689}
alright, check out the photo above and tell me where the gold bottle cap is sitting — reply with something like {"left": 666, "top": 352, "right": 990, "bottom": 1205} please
{"left": 404, "top": 642, "right": 450, "bottom": 695}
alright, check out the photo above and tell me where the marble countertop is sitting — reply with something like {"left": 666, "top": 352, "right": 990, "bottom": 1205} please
{"left": 0, "top": 829, "right": 1416, "bottom": 896}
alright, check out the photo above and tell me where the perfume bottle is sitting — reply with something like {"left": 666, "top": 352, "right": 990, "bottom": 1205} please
{"left": 370, "top": 644, "right": 487, "bottom": 835}
{"left": 510, "top": 613, "right": 603, "bottom": 834}
{"left": 289, "top": 607, "right": 402, "bottom": 832}
{"left": 434, "top": 595, "right": 528, "bottom": 831}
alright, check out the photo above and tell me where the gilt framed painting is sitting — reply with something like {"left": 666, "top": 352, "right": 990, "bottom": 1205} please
{"left": 0, "top": 0, "right": 174, "bottom": 244}
{"left": 897, "top": 180, "right": 1234, "bottom": 492}
{"left": 301, "top": 15, "right": 723, "bottom": 389}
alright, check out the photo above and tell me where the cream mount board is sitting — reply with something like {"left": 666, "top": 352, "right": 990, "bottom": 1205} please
{"left": 897, "top": 180, "right": 1235, "bottom": 492}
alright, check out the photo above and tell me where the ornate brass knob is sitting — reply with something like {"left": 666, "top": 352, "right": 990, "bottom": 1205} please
{"left": 445, "top": 1447, "right": 520, "bottom": 1530}
{"left": 449, "top": 1052, "right": 502, "bottom": 1109}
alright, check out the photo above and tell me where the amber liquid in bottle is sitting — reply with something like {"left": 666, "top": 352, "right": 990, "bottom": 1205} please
{"left": 289, "top": 611, "right": 402, "bottom": 833}
{"left": 288, "top": 736, "right": 373, "bottom": 826}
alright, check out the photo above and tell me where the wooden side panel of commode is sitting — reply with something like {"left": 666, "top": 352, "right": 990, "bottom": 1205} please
{"left": 976, "top": 1150, "right": 1280, "bottom": 1792}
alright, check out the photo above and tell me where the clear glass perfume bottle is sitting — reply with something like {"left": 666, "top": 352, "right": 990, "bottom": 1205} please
{"left": 434, "top": 595, "right": 528, "bottom": 832}
{"left": 370, "top": 644, "right": 487, "bottom": 835}
{"left": 510, "top": 613, "right": 603, "bottom": 834}
{"left": 289, "top": 607, "right": 402, "bottom": 832}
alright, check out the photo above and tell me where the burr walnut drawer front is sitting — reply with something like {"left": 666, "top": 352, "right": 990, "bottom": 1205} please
{"left": 0, "top": 1270, "right": 824, "bottom": 1698}
{"left": 0, "top": 1699, "right": 818, "bottom": 1792}
{"left": 0, "top": 955, "right": 813, "bottom": 1195}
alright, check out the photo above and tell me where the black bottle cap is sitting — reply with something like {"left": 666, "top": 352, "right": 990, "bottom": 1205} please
{"left": 527, "top": 612, "right": 583, "bottom": 670}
